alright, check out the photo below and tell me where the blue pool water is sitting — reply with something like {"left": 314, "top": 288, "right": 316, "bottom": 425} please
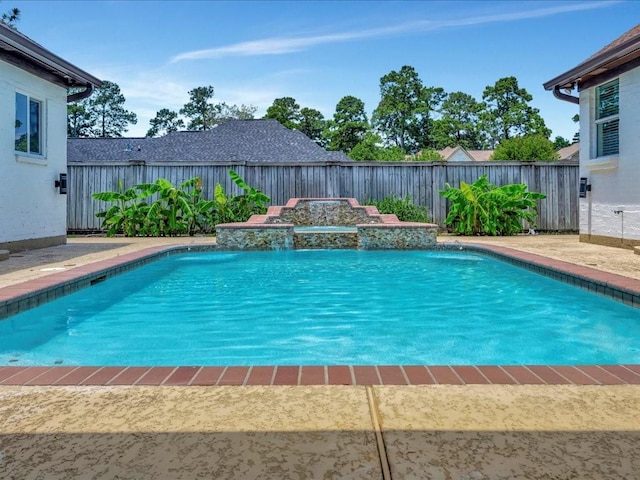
{"left": 1, "top": 250, "right": 639, "bottom": 366}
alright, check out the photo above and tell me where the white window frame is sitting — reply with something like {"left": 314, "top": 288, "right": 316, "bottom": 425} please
{"left": 594, "top": 79, "right": 619, "bottom": 158}
{"left": 14, "top": 91, "right": 46, "bottom": 159}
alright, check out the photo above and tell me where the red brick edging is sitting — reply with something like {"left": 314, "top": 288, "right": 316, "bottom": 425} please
{"left": 1, "top": 364, "right": 640, "bottom": 386}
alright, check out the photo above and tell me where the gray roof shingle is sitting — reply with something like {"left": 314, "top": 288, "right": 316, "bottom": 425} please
{"left": 67, "top": 119, "right": 351, "bottom": 163}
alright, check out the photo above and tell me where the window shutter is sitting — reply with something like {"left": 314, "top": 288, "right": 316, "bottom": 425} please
{"left": 596, "top": 80, "right": 619, "bottom": 157}
{"left": 597, "top": 81, "right": 619, "bottom": 119}
{"left": 598, "top": 120, "right": 619, "bottom": 157}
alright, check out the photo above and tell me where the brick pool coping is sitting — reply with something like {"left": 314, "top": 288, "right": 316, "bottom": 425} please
{"left": 1, "top": 242, "right": 639, "bottom": 387}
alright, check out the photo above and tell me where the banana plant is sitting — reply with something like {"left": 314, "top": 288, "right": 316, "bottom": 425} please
{"left": 92, "top": 180, "right": 155, "bottom": 236}
{"left": 440, "top": 174, "right": 546, "bottom": 236}
{"left": 92, "top": 172, "right": 269, "bottom": 236}
{"left": 144, "top": 177, "right": 217, "bottom": 236}
{"left": 228, "top": 169, "right": 270, "bottom": 210}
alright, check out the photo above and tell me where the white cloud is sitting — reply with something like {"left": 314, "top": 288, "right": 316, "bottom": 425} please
{"left": 170, "top": 1, "right": 618, "bottom": 62}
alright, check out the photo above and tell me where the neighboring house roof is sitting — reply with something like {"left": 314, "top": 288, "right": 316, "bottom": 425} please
{"left": 0, "top": 22, "right": 101, "bottom": 97}
{"left": 557, "top": 143, "right": 580, "bottom": 161}
{"left": 68, "top": 119, "right": 351, "bottom": 163}
{"left": 437, "top": 144, "right": 578, "bottom": 162}
{"left": 438, "top": 146, "right": 494, "bottom": 162}
{"left": 543, "top": 23, "right": 640, "bottom": 92}
{"left": 439, "top": 146, "right": 475, "bottom": 162}
{"left": 466, "top": 150, "right": 494, "bottom": 162}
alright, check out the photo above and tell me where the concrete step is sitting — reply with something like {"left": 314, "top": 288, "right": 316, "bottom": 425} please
{"left": 0, "top": 249, "right": 10, "bottom": 261}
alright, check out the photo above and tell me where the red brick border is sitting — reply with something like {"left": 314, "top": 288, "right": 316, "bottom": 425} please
{"left": 1, "top": 364, "right": 640, "bottom": 386}
{"left": 1, "top": 243, "right": 639, "bottom": 386}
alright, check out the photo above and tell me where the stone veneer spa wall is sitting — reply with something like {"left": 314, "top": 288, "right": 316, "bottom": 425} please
{"left": 215, "top": 198, "right": 438, "bottom": 250}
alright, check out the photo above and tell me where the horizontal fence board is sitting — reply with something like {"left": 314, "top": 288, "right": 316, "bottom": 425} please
{"left": 67, "top": 161, "right": 579, "bottom": 232}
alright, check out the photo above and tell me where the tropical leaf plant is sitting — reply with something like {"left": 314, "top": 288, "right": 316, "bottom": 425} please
{"left": 92, "top": 180, "right": 155, "bottom": 236}
{"left": 92, "top": 171, "right": 270, "bottom": 237}
{"left": 439, "top": 174, "right": 545, "bottom": 235}
{"left": 228, "top": 169, "right": 270, "bottom": 210}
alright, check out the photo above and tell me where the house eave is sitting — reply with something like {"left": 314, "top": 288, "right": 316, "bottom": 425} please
{"left": 0, "top": 23, "right": 102, "bottom": 90}
{"left": 543, "top": 36, "right": 640, "bottom": 92}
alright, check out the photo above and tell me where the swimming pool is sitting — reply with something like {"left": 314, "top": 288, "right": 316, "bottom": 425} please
{"left": 1, "top": 249, "right": 639, "bottom": 366}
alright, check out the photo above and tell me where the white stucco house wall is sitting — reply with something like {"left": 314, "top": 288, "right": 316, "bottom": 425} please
{"left": 0, "top": 22, "right": 101, "bottom": 252}
{"left": 544, "top": 24, "right": 640, "bottom": 248}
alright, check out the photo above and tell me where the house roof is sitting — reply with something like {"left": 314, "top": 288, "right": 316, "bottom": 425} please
{"left": 68, "top": 119, "right": 351, "bottom": 163}
{"left": 557, "top": 143, "right": 580, "bottom": 161}
{"left": 437, "top": 144, "right": 578, "bottom": 162}
{"left": 543, "top": 23, "right": 640, "bottom": 91}
{"left": 466, "top": 150, "right": 494, "bottom": 162}
{"left": 0, "top": 22, "right": 101, "bottom": 91}
{"left": 438, "top": 146, "right": 494, "bottom": 162}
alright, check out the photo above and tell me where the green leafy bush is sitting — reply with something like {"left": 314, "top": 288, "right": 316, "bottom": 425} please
{"left": 92, "top": 170, "right": 269, "bottom": 236}
{"left": 491, "top": 135, "right": 560, "bottom": 161}
{"left": 409, "top": 149, "right": 445, "bottom": 161}
{"left": 365, "top": 195, "right": 431, "bottom": 223}
{"left": 439, "top": 174, "right": 546, "bottom": 235}
{"left": 349, "top": 133, "right": 407, "bottom": 161}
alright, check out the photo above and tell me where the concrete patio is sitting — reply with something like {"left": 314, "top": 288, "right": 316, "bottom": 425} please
{"left": 1, "top": 235, "right": 639, "bottom": 479}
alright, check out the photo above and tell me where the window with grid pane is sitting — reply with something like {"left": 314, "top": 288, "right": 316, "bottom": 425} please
{"left": 595, "top": 79, "right": 619, "bottom": 157}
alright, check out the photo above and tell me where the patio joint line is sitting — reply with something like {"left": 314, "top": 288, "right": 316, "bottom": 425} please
{"left": 373, "top": 366, "right": 383, "bottom": 385}
{"left": 496, "top": 366, "right": 519, "bottom": 384}
{"left": 422, "top": 366, "right": 437, "bottom": 384}
{"left": 366, "top": 386, "right": 392, "bottom": 480}
{"left": 187, "top": 366, "right": 203, "bottom": 386}
{"left": 397, "top": 366, "right": 411, "bottom": 384}
{"left": 472, "top": 365, "right": 491, "bottom": 384}
{"left": 572, "top": 366, "right": 603, "bottom": 384}
{"left": 522, "top": 366, "right": 547, "bottom": 385}
{"left": 53, "top": 366, "right": 80, "bottom": 385}
{"left": 592, "top": 365, "right": 628, "bottom": 383}
{"left": 216, "top": 366, "right": 229, "bottom": 386}
{"left": 545, "top": 365, "right": 574, "bottom": 384}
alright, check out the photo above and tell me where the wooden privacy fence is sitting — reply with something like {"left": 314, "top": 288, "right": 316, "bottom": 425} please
{"left": 67, "top": 161, "right": 579, "bottom": 232}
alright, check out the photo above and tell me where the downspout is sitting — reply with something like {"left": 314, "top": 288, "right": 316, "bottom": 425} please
{"left": 552, "top": 85, "right": 579, "bottom": 105}
{"left": 67, "top": 83, "right": 94, "bottom": 103}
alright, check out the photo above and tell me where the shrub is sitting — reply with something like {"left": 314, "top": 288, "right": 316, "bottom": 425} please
{"left": 349, "top": 133, "right": 407, "bottom": 161}
{"left": 365, "top": 195, "right": 430, "bottom": 223}
{"left": 439, "top": 174, "right": 546, "bottom": 235}
{"left": 491, "top": 135, "right": 560, "bottom": 161}
{"left": 410, "top": 149, "right": 445, "bottom": 161}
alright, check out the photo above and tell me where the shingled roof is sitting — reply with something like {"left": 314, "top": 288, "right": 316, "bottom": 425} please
{"left": 68, "top": 119, "right": 351, "bottom": 163}
{"left": 544, "top": 23, "right": 640, "bottom": 92}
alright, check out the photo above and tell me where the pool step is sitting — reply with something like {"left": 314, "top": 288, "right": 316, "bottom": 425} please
{"left": 293, "top": 229, "right": 358, "bottom": 249}
{"left": 0, "top": 249, "right": 9, "bottom": 261}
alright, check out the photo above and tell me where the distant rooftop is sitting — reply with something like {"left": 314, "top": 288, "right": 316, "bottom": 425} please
{"left": 68, "top": 119, "right": 351, "bottom": 163}
{"left": 438, "top": 144, "right": 578, "bottom": 162}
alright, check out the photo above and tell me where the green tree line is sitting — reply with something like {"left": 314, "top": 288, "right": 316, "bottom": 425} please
{"left": 67, "top": 65, "right": 578, "bottom": 161}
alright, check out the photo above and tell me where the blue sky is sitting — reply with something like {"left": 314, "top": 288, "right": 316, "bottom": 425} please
{"left": 8, "top": 0, "right": 639, "bottom": 141}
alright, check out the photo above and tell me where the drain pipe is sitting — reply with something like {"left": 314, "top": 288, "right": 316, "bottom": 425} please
{"left": 67, "top": 83, "right": 95, "bottom": 103}
{"left": 553, "top": 86, "right": 579, "bottom": 105}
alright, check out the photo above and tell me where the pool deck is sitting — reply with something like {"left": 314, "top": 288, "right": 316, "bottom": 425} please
{"left": 1, "top": 235, "right": 639, "bottom": 478}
